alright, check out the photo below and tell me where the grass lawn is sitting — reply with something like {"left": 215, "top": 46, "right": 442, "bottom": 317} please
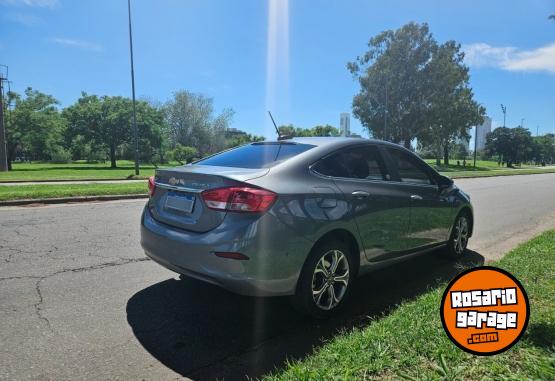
{"left": 1, "top": 159, "right": 554, "bottom": 183}
{"left": 441, "top": 167, "right": 555, "bottom": 178}
{"left": 0, "top": 160, "right": 181, "bottom": 182}
{"left": 425, "top": 159, "right": 555, "bottom": 178}
{"left": 266, "top": 230, "right": 555, "bottom": 380}
{"left": 425, "top": 159, "right": 517, "bottom": 171}
{"left": 0, "top": 182, "right": 147, "bottom": 201}
{"left": 0, "top": 159, "right": 554, "bottom": 201}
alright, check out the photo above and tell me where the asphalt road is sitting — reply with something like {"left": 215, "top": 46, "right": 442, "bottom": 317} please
{"left": 1, "top": 173, "right": 554, "bottom": 380}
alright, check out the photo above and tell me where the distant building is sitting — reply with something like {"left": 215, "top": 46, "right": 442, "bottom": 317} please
{"left": 340, "top": 113, "right": 350, "bottom": 137}
{"left": 475, "top": 116, "right": 492, "bottom": 151}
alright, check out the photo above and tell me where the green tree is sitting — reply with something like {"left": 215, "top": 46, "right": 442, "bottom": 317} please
{"left": 169, "top": 144, "right": 198, "bottom": 164}
{"left": 62, "top": 93, "right": 103, "bottom": 161}
{"left": 163, "top": 90, "right": 234, "bottom": 155}
{"left": 63, "top": 93, "right": 164, "bottom": 167}
{"left": 420, "top": 41, "right": 485, "bottom": 165}
{"left": 125, "top": 100, "right": 165, "bottom": 166}
{"left": 312, "top": 124, "right": 341, "bottom": 137}
{"left": 225, "top": 133, "right": 265, "bottom": 149}
{"left": 349, "top": 22, "right": 484, "bottom": 157}
{"left": 532, "top": 133, "right": 555, "bottom": 165}
{"left": 277, "top": 124, "right": 340, "bottom": 137}
{"left": 6, "top": 88, "right": 66, "bottom": 168}
{"left": 455, "top": 142, "right": 469, "bottom": 161}
{"left": 277, "top": 124, "right": 297, "bottom": 137}
{"left": 485, "top": 127, "right": 534, "bottom": 167}
{"left": 348, "top": 22, "right": 437, "bottom": 147}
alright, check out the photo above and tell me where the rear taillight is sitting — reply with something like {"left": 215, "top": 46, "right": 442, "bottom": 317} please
{"left": 148, "top": 176, "right": 156, "bottom": 197}
{"left": 201, "top": 186, "right": 276, "bottom": 213}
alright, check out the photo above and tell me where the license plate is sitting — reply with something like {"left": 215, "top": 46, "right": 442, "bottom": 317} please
{"left": 165, "top": 192, "right": 196, "bottom": 213}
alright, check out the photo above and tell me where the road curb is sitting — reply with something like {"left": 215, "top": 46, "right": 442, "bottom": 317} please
{"left": 0, "top": 193, "right": 148, "bottom": 207}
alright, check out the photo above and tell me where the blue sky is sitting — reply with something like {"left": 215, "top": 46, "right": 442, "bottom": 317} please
{"left": 1, "top": 0, "right": 555, "bottom": 141}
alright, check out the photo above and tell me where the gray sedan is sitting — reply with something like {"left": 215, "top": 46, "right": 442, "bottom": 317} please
{"left": 141, "top": 137, "right": 472, "bottom": 317}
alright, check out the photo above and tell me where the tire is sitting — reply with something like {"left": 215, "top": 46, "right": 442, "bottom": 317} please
{"left": 292, "top": 239, "right": 354, "bottom": 319}
{"left": 446, "top": 211, "right": 471, "bottom": 259}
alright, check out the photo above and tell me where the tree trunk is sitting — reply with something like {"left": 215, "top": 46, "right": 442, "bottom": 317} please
{"left": 109, "top": 144, "right": 117, "bottom": 168}
{"left": 443, "top": 145, "right": 449, "bottom": 166}
{"left": 7, "top": 145, "right": 15, "bottom": 171}
{"left": 159, "top": 147, "right": 166, "bottom": 164}
{"left": 436, "top": 157, "right": 441, "bottom": 166}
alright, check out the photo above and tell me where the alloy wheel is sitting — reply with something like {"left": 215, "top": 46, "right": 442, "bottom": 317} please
{"left": 311, "top": 249, "right": 350, "bottom": 310}
{"left": 453, "top": 216, "right": 469, "bottom": 255}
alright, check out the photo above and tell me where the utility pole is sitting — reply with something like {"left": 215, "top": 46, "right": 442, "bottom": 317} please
{"left": 127, "top": 0, "right": 139, "bottom": 176}
{"left": 501, "top": 104, "right": 507, "bottom": 127}
{"left": 0, "top": 65, "right": 9, "bottom": 172}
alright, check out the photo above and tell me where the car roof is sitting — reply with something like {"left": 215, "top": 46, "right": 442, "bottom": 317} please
{"left": 261, "top": 136, "right": 403, "bottom": 149}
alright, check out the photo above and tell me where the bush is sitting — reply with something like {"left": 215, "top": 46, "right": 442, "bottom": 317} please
{"left": 86, "top": 149, "right": 107, "bottom": 163}
{"left": 48, "top": 147, "right": 72, "bottom": 163}
{"left": 169, "top": 145, "right": 198, "bottom": 164}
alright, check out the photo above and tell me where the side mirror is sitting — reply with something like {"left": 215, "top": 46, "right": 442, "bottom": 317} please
{"left": 437, "top": 175, "right": 454, "bottom": 190}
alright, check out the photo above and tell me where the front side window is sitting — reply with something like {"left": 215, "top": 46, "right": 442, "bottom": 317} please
{"left": 313, "top": 145, "right": 389, "bottom": 181}
{"left": 386, "top": 148, "right": 434, "bottom": 185}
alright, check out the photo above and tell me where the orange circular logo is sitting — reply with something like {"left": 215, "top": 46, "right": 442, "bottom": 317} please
{"left": 440, "top": 266, "right": 529, "bottom": 356}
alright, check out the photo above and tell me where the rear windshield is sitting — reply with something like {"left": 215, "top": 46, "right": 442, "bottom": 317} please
{"left": 195, "top": 142, "right": 315, "bottom": 169}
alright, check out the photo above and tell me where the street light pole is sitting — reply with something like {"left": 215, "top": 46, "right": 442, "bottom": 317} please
{"left": 520, "top": 118, "right": 525, "bottom": 128}
{"left": 127, "top": 0, "right": 139, "bottom": 176}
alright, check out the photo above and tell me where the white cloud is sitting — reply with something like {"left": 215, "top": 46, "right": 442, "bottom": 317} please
{"left": 51, "top": 37, "right": 102, "bottom": 52}
{"left": 502, "top": 44, "right": 555, "bottom": 73}
{"left": 463, "top": 42, "right": 555, "bottom": 74}
{"left": 462, "top": 43, "right": 516, "bottom": 67}
{"left": 0, "top": 0, "right": 59, "bottom": 7}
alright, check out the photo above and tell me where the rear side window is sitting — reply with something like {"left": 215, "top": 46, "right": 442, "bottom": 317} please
{"left": 386, "top": 148, "right": 434, "bottom": 185}
{"left": 313, "top": 145, "right": 389, "bottom": 181}
{"left": 195, "top": 143, "right": 315, "bottom": 169}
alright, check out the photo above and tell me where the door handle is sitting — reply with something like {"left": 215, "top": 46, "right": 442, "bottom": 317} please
{"left": 410, "top": 194, "right": 423, "bottom": 201}
{"left": 352, "top": 191, "right": 370, "bottom": 199}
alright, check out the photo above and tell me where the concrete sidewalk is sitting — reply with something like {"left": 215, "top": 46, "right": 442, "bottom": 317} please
{"left": 0, "top": 179, "right": 145, "bottom": 186}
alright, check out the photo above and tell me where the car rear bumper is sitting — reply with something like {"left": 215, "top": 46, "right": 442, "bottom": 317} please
{"left": 140, "top": 206, "right": 311, "bottom": 296}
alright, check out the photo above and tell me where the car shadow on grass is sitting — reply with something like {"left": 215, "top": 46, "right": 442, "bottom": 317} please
{"left": 126, "top": 248, "right": 484, "bottom": 381}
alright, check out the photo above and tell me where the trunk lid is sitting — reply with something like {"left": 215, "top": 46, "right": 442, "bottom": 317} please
{"left": 148, "top": 165, "right": 269, "bottom": 233}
